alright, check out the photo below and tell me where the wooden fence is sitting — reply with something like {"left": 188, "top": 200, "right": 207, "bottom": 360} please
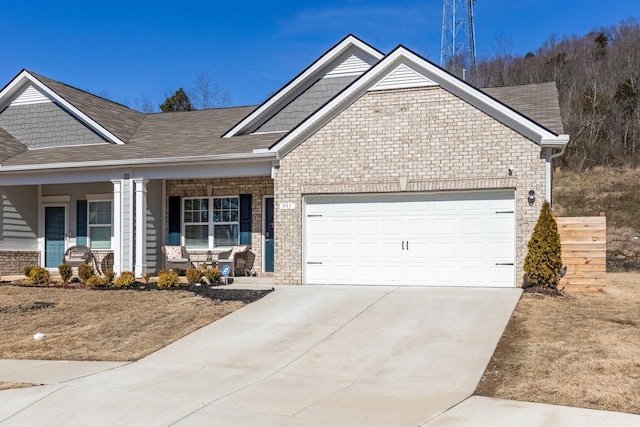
{"left": 556, "top": 215, "right": 607, "bottom": 292}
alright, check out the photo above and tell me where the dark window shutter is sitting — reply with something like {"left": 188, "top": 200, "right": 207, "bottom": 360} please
{"left": 239, "top": 194, "right": 252, "bottom": 245}
{"left": 168, "top": 196, "right": 181, "bottom": 245}
{"left": 77, "top": 200, "right": 87, "bottom": 246}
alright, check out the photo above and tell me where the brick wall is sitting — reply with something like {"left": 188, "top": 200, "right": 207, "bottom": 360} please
{"left": 0, "top": 251, "right": 40, "bottom": 276}
{"left": 166, "top": 176, "right": 273, "bottom": 275}
{"left": 274, "top": 86, "right": 547, "bottom": 286}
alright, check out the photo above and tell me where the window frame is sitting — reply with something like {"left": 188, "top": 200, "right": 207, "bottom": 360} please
{"left": 182, "top": 195, "right": 240, "bottom": 250}
{"left": 86, "top": 195, "right": 113, "bottom": 250}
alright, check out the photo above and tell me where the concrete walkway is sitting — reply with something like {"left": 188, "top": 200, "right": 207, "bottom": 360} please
{"left": 1, "top": 285, "right": 639, "bottom": 426}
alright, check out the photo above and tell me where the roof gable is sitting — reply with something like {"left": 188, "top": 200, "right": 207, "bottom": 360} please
{"left": 271, "top": 45, "right": 569, "bottom": 156}
{"left": 223, "top": 35, "right": 383, "bottom": 137}
{"left": 0, "top": 70, "right": 145, "bottom": 146}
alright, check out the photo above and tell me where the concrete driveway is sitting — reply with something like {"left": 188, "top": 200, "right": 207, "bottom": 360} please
{"left": 1, "top": 285, "right": 520, "bottom": 426}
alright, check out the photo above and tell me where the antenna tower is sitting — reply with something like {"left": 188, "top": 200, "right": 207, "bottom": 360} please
{"left": 440, "top": 0, "right": 477, "bottom": 78}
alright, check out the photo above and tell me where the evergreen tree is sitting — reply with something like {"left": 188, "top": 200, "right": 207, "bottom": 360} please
{"left": 159, "top": 88, "right": 195, "bottom": 112}
{"left": 523, "top": 201, "right": 563, "bottom": 287}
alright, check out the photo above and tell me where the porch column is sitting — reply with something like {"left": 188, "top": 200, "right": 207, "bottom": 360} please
{"left": 134, "top": 178, "right": 148, "bottom": 277}
{"left": 111, "top": 179, "right": 122, "bottom": 275}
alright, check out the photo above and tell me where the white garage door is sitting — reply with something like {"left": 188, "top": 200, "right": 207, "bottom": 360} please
{"left": 304, "top": 191, "right": 515, "bottom": 287}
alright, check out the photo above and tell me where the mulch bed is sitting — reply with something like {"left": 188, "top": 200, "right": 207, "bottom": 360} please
{"left": 2, "top": 281, "right": 274, "bottom": 305}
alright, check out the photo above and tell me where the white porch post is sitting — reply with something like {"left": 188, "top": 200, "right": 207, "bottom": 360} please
{"left": 134, "top": 178, "right": 148, "bottom": 277}
{"left": 111, "top": 179, "right": 122, "bottom": 275}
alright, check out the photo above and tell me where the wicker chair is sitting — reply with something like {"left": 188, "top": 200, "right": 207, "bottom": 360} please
{"left": 63, "top": 245, "right": 98, "bottom": 272}
{"left": 217, "top": 246, "right": 255, "bottom": 276}
{"left": 162, "top": 246, "right": 191, "bottom": 271}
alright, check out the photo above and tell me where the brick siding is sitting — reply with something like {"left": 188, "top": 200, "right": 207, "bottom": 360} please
{"left": 274, "top": 86, "right": 547, "bottom": 286}
{"left": 166, "top": 176, "right": 274, "bottom": 275}
{"left": 0, "top": 251, "right": 40, "bottom": 276}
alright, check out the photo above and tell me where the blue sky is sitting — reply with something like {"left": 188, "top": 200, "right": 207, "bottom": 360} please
{"left": 1, "top": 1, "right": 637, "bottom": 109}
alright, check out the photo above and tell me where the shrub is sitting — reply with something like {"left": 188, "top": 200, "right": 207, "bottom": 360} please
{"left": 524, "top": 201, "right": 563, "bottom": 287}
{"left": 28, "top": 266, "right": 50, "bottom": 285}
{"left": 204, "top": 268, "right": 222, "bottom": 284}
{"left": 85, "top": 275, "right": 108, "bottom": 288}
{"left": 103, "top": 270, "right": 115, "bottom": 285}
{"left": 23, "top": 265, "right": 37, "bottom": 277}
{"left": 78, "top": 264, "right": 95, "bottom": 282}
{"left": 114, "top": 271, "right": 136, "bottom": 288}
{"left": 58, "top": 264, "right": 73, "bottom": 283}
{"left": 157, "top": 270, "right": 180, "bottom": 289}
{"left": 185, "top": 268, "right": 203, "bottom": 285}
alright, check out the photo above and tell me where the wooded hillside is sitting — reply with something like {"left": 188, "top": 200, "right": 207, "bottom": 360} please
{"left": 466, "top": 19, "right": 640, "bottom": 170}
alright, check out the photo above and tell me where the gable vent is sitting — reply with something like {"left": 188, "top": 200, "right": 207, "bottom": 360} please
{"left": 10, "top": 83, "right": 51, "bottom": 106}
{"left": 370, "top": 64, "right": 437, "bottom": 91}
{"left": 325, "top": 54, "right": 372, "bottom": 78}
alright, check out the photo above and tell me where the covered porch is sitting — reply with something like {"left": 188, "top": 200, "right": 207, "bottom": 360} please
{"left": 0, "top": 160, "right": 276, "bottom": 278}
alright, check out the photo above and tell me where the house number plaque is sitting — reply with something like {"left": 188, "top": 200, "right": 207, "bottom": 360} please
{"left": 279, "top": 203, "right": 296, "bottom": 210}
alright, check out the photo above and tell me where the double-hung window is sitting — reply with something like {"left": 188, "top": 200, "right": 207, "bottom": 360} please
{"left": 88, "top": 201, "right": 112, "bottom": 249}
{"left": 183, "top": 196, "right": 239, "bottom": 249}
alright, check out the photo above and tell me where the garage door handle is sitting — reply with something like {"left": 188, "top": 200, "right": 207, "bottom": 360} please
{"left": 307, "top": 261, "right": 322, "bottom": 265}
{"left": 495, "top": 211, "right": 514, "bottom": 214}
{"left": 495, "top": 263, "right": 514, "bottom": 266}
{"left": 402, "top": 241, "right": 404, "bottom": 250}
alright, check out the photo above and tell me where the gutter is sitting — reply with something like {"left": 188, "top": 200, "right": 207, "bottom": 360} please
{"left": 542, "top": 134, "right": 570, "bottom": 207}
{"left": 0, "top": 151, "right": 278, "bottom": 173}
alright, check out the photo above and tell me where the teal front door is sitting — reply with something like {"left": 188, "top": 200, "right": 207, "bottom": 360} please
{"left": 45, "top": 206, "right": 66, "bottom": 268}
{"left": 264, "top": 197, "right": 274, "bottom": 273}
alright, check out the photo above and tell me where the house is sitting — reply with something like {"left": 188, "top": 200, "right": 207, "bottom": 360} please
{"left": 0, "top": 35, "right": 568, "bottom": 287}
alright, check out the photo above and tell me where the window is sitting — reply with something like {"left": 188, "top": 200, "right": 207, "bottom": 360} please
{"left": 183, "top": 196, "right": 239, "bottom": 249}
{"left": 88, "top": 201, "right": 112, "bottom": 249}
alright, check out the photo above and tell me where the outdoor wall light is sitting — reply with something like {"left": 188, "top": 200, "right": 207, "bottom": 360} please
{"left": 527, "top": 190, "right": 536, "bottom": 206}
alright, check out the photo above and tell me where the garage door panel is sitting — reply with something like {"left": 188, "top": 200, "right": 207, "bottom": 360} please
{"left": 434, "top": 218, "right": 456, "bottom": 234}
{"left": 489, "top": 242, "right": 514, "bottom": 259}
{"left": 357, "top": 219, "right": 378, "bottom": 235}
{"left": 461, "top": 241, "right": 484, "bottom": 259}
{"left": 304, "top": 191, "right": 515, "bottom": 287}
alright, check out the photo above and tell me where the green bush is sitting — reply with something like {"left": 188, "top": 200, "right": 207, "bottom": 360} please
{"left": 58, "top": 264, "right": 73, "bottom": 283}
{"left": 78, "top": 264, "right": 95, "bottom": 282}
{"left": 157, "top": 270, "right": 180, "bottom": 289}
{"left": 524, "top": 201, "right": 563, "bottom": 287}
{"left": 204, "top": 268, "right": 222, "bottom": 284}
{"left": 28, "top": 266, "right": 50, "bottom": 285}
{"left": 114, "top": 271, "right": 136, "bottom": 288}
{"left": 23, "top": 265, "right": 36, "bottom": 277}
{"left": 85, "top": 275, "right": 108, "bottom": 288}
{"left": 185, "top": 268, "right": 203, "bottom": 285}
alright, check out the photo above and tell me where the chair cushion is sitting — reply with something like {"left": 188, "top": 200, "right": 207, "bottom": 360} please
{"left": 165, "top": 246, "right": 182, "bottom": 259}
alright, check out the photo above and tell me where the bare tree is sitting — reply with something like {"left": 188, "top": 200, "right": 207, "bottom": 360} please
{"left": 189, "top": 71, "right": 231, "bottom": 109}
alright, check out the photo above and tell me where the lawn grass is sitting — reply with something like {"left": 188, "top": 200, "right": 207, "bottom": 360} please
{"left": 476, "top": 272, "right": 640, "bottom": 414}
{"left": 0, "top": 285, "right": 244, "bottom": 362}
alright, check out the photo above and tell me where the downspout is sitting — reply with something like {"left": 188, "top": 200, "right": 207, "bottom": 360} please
{"left": 546, "top": 145, "right": 567, "bottom": 208}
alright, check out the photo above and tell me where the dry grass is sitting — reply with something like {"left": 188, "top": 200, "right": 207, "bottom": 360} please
{"left": 554, "top": 167, "right": 640, "bottom": 270}
{"left": 0, "top": 381, "right": 36, "bottom": 390}
{"left": 0, "top": 285, "right": 244, "bottom": 361}
{"left": 476, "top": 272, "right": 640, "bottom": 414}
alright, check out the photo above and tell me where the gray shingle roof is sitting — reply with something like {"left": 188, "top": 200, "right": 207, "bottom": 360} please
{"left": 482, "top": 81, "right": 565, "bottom": 135}
{"left": 1, "top": 105, "right": 284, "bottom": 166}
{"left": 0, "top": 127, "right": 26, "bottom": 162}
{"left": 29, "top": 71, "right": 147, "bottom": 143}
{"left": 0, "top": 71, "right": 564, "bottom": 168}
